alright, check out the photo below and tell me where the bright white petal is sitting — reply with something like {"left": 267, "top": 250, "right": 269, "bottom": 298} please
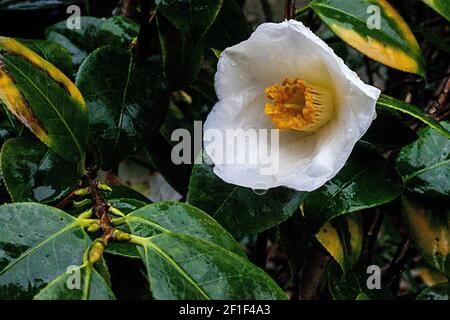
{"left": 206, "top": 20, "right": 381, "bottom": 192}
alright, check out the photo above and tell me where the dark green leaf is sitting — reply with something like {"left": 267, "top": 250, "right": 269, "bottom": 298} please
{"left": 328, "top": 262, "right": 393, "bottom": 300}
{"left": 97, "top": 16, "right": 139, "bottom": 48}
{"left": 102, "top": 186, "right": 151, "bottom": 203}
{"left": 1, "top": 135, "right": 80, "bottom": 203}
{"left": 416, "top": 282, "right": 450, "bottom": 300}
{"left": 421, "top": 0, "right": 450, "bottom": 22}
{"left": 46, "top": 17, "right": 102, "bottom": 68}
{"left": 157, "top": 12, "right": 204, "bottom": 89}
{"left": 126, "top": 201, "right": 246, "bottom": 258}
{"left": 0, "top": 203, "right": 93, "bottom": 299}
{"left": 377, "top": 95, "right": 450, "bottom": 139}
{"left": 396, "top": 122, "right": 450, "bottom": 199}
{"left": 155, "top": 0, "right": 223, "bottom": 41}
{"left": 76, "top": 46, "right": 168, "bottom": 169}
{"left": 187, "top": 161, "right": 307, "bottom": 238}
{"left": 0, "top": 0, "right": 74, "bottom": 10}
{"left": 135, "top": 232, "right": 286, "bottom": 300}
{"left": 303, "top": 149, "right": 403, "bottom": 233}
{"left": 34, "top": 264, "right": 115, "bottom": 300}
{"left": 205, "top": 0, "right": 251, "bottom": 51}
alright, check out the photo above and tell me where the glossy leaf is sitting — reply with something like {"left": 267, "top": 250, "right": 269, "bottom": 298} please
{"left": 377, "top": 95, "right": 450, "bottom": 139}
{"left": 97, "top": 16, "right": 139, "bottom": 48}
{"left": 0, "top": 203, "right": 92, "bottom": 299}
{"left": 316, "top": 214, "right": 363, "bottom": 273}
{"left": 205, "top": 0, "right": 252, "bottom": 51}
{"left": 402, "top": 195, "right": 450, "bottom": 276}
{"left": 135, "top": 233, "right": 286, "bottom": 300}
{"left": 187, "top": 161, "right": 307, "bottom": 238}
{"left": 157, "top": 12, "right": 204, "bottom": 89}
{"left": 34, "top": 264, "right": 115, "bottom": 300}
{"left": 17, "top": 38, "right": 73, "bottom": 77}
{"left": 396, "top": 122, "right": 450, "bottom": 198}
{"left": 155, "top": 0, "right": 223, "bottom": 41}
{"left": 422, "top": 0, "right": 450, "bottom": 22}
{"left": 102, "top": 186, "right": 150, "bottom": 204}
{"left": 76, "top": 46, "right": 168, "bottom": 169}
{"left": 46, "top": 17, "right": 102, "bottom": 68}
{"left": 0, "top": 0, "right": 73, "bottom": 10}
{"left": 105, "top": 198, "right": 147, "bottom": 259}
{"left": 303, "top": 149, "right": 403, "bottom": 233}
{"left": 416, "top": 282, "right": 450, "bottom": 300}
{"left": 1, "top": 135, "right": 80, "bottom": 203}
{"left": 0, "top": 37, "right": 89, "bottom": 164}
{"left": 328, "top": 262, "right": 393, "bottom": 300}
{"left": 125, "top": 202, "right": 246, "bottom": 258}
{"left": 310, "top": 0, "right": 425, "bottom": 76}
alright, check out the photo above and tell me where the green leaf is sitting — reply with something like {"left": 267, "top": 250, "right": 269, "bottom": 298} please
{"left": 34, "top": 264, "right": 115, "bottom": 300}
{"left": 396, "top": 122, "right": 450, "bottom": 199}
{"left": 328, "top": 262, "right": 393, "bottom": 300}
{"left": 0, "top": 135, "right": 80, "bottom": 203}
{"left": 157, "top": 12, "right": 204, "bottom": 89}
{"left": 422, "top": 0, "right": 450, "bottom": 22}
{"left": 402, "top": 195, "right": 450, "bottom": 276}
{"left": 155, "top": 0, "right": 223, "bottom": 41}
{"left": 97, "top": 16, "right": 139, "bottom": 48}
{"left": 377, "top": 94, "right": 450, "bottom": 139}
{"left": 303, "top": 149, "right": 403, "bottom": 233}
{"left": 103, "top": 186, "right": 151, "bottom": 204}
{"left": 46, "top": 17, "right": 103, "bottom": 68}
{"left": 17, "top": 38, "right": 73, "bottom": 77}
{"left": 76, "top": 46, "right": 168, "bottom": 169}
{"left": 205, "top": 0, "right": 252, "bottom": 51}
{"left": 310, "top": 0, "right": 425, "bottom": 76}
{"left": 105, "top": 198, "right": 147, "bottom": 259}
{"left": 125, "top": 202, "right": 246, "bottom": 258}
{"left": 187, "top": 161, "right": 307, "bottom": 238}
{"left": 0, "top": 203, "right": 93, "bottom": 299}
{"left": 0, "top": 37, "right": 89, "bottom": 164}
{"left": 0, "top": 0, "right": 74, "bottom": 10}
{"left": 136, "top": 233, "right": 286, "bottom": 300}
{"left": 316, "top": 214, "right": 363, "bottom": 273}
{"left": 417, "top": 282, "right": 450, "bottom": 300}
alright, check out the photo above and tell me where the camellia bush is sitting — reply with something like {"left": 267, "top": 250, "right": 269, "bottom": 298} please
{"left": 0, "top": 0, "right": 449, "bottom": 301}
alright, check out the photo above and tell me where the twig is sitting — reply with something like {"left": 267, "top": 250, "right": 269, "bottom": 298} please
{"left": 365, "top": 211, "right": 385, "bottom": 266}
{"left": 284, "top": 0, "right": 296, "bottom": 20}
{"left": 136, "top": 0, "right": 152, "bottom": 56}
{"left": 88, "top": 179, "right": 113, "bottom": 242}
{"left": 384, "top": 239, "right": 412, "bottom": 289}
{"left": 299, "top": 249, "right": 329, "bottom": 300}
{"left": 426, "top": 76, "right": 450, "bottom": 120}
{"left": 254, "top": 230, "right": 268, "bottom": 269}
{"left": 260, "top": 0, "right": 273, "bottom": 22}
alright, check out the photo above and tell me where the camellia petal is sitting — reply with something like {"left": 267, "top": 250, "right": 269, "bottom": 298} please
{"left": 204, "top": 20, "right": 381, "bottom": 192}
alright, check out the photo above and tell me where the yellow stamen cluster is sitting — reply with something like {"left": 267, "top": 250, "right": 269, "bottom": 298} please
{"left": 264, "top": 78, "right": 334, "bottom": 132}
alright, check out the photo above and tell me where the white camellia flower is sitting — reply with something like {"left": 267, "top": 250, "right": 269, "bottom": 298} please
{"left": 204, "top": 20, "right": 381, "bottom": 192}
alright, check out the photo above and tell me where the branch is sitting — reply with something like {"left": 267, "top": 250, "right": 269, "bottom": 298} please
{"left": 284, "top": 0, "right": 296, "bottom": 20}
{"left": 426, "top": 76, "right": 450, "bottom": 121}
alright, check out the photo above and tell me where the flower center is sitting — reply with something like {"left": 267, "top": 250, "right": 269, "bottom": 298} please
{"left": 264, "top": 78, "right": 334, "bottom": 132}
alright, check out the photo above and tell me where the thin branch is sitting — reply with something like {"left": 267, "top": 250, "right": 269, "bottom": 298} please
{"left": 284, "top": 0, "right": 296, "bottom": 20}
{"left": 365, "top": 211, "right": 385, "bottom": 266}
{"left": 136, "top": 0, "right": 152, "bottom": 56}
{"left": 427, "top": 76, "right": 450, "bottom": 120}
{"left": 260, "top": 0, "right": 273, "bottom": 22}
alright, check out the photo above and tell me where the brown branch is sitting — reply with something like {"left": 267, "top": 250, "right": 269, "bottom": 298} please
{"left": 299, "top": 250, "right": 330, "bottom": 300}
{"left": 88, "top": 179, "right": 113, "bottom": 242}
{"left": 284, "top": 0, "right": 296, "bottom": 20}
{"left": 426, "top": 76, "right": 450, "bottom": 120}
{"left": 365, "top": 211, "right": 385, "bottom": 266}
